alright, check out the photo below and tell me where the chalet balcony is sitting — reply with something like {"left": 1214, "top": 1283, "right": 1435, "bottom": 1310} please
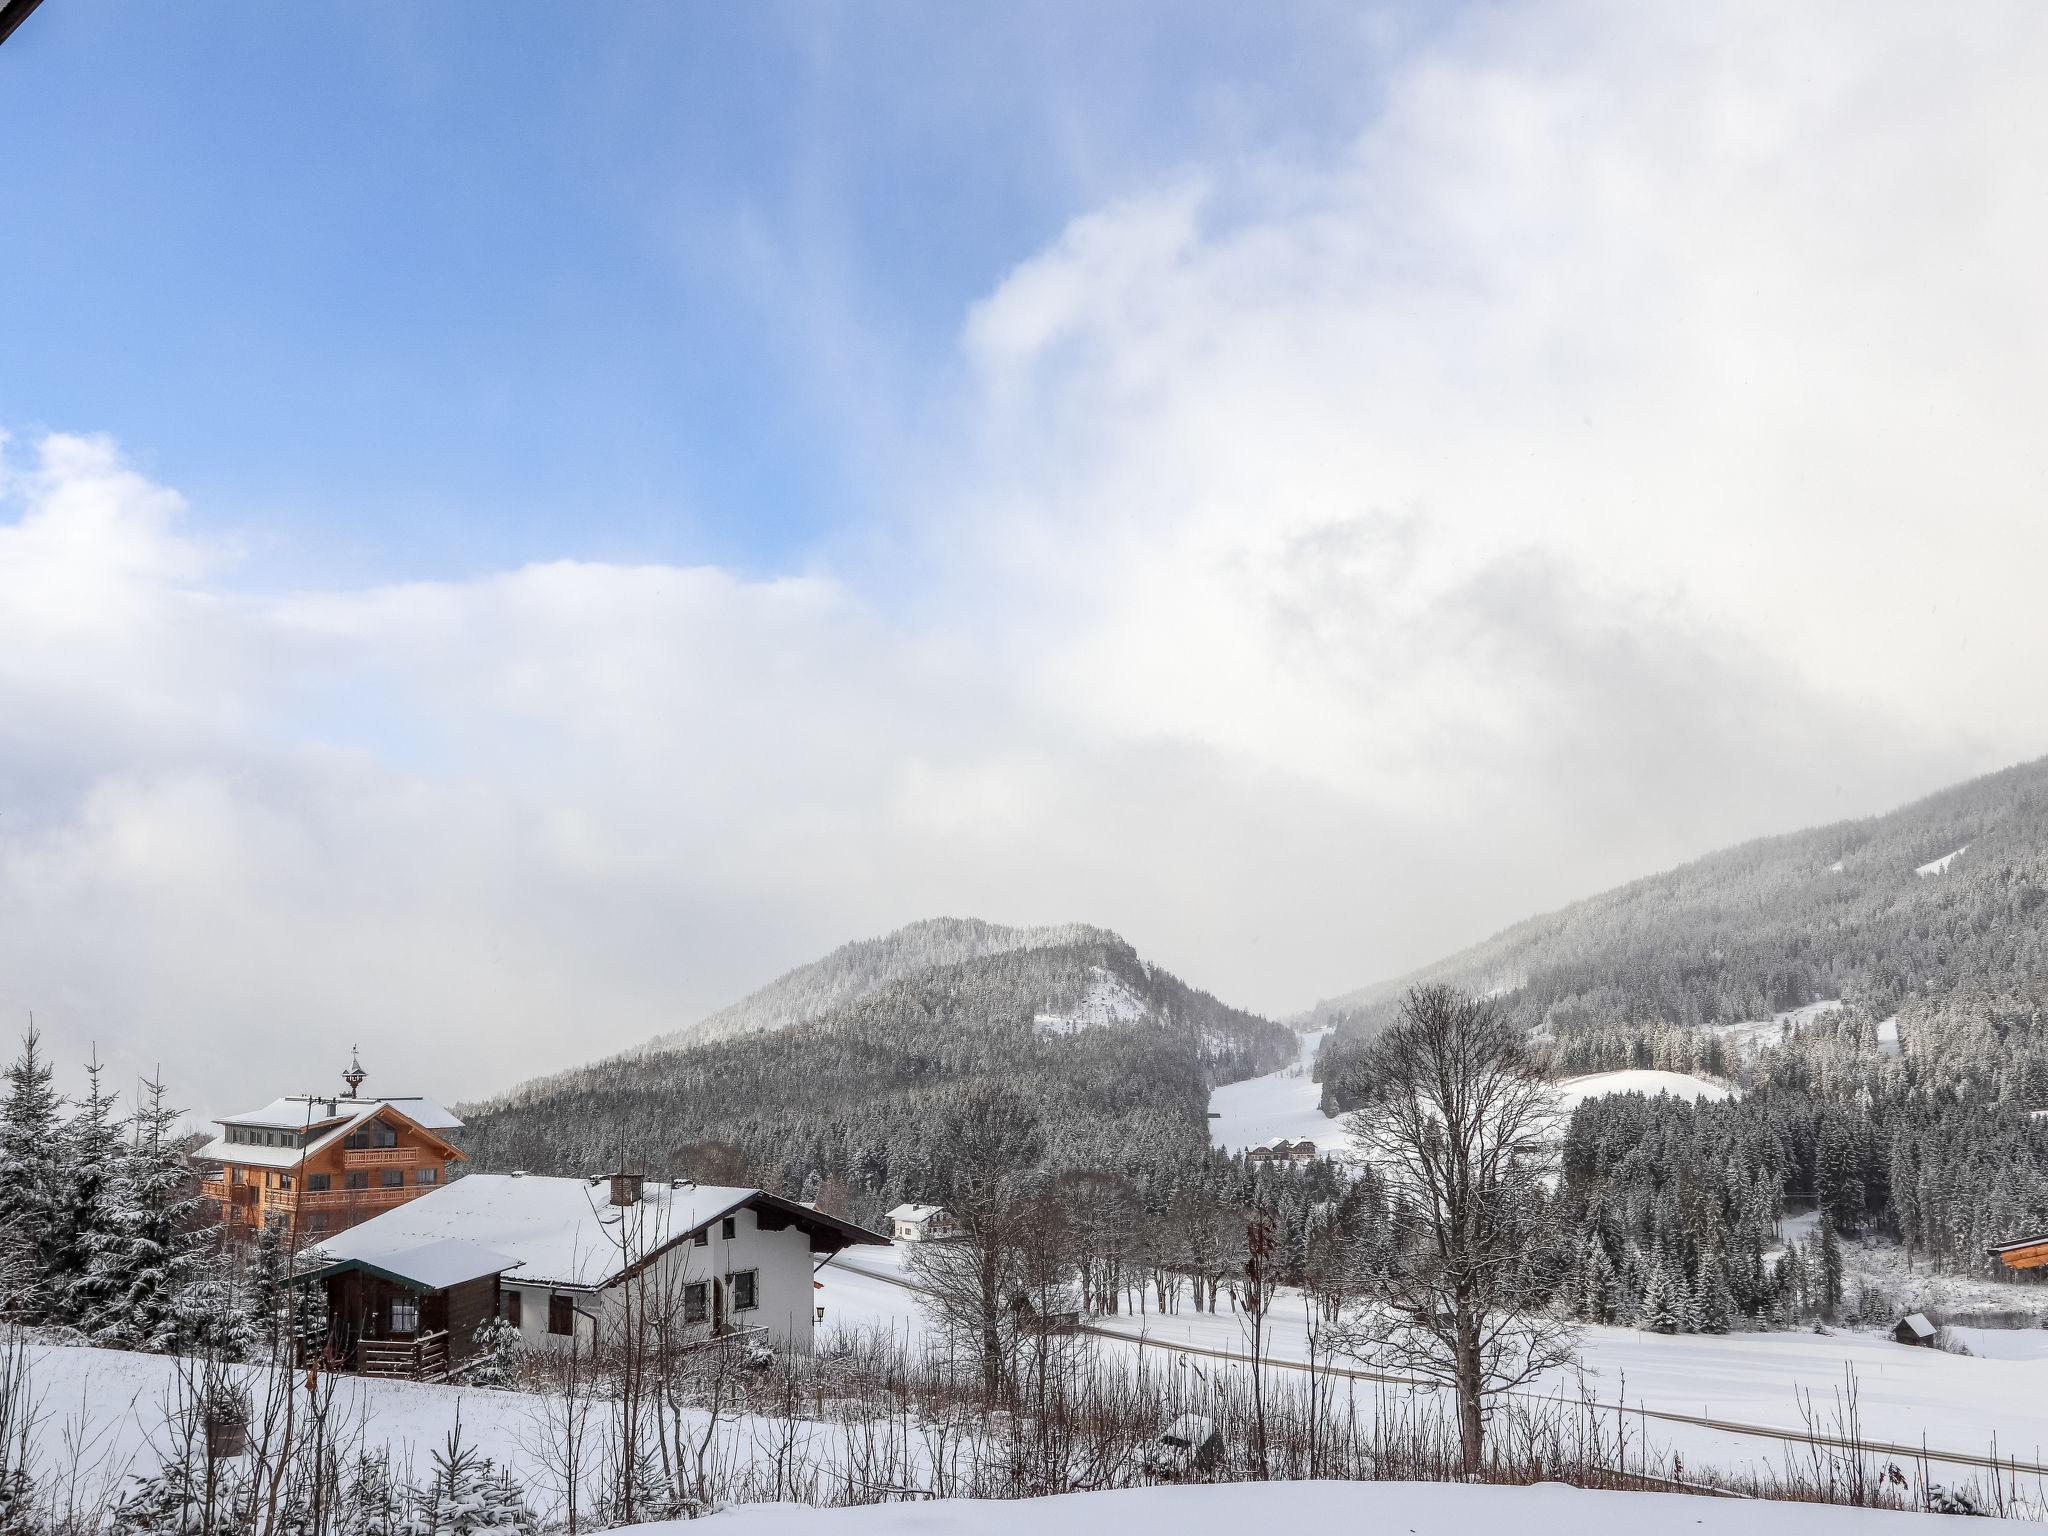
{"left": 268, "top": 1184, "right": 424, "bottom": 1214}
{"left": 342, "top": 1146, "right": 421, "bottom": 1168}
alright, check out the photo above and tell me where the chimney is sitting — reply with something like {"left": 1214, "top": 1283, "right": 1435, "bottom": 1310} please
{"left": 609, "top": 1172, "right": 645, "bottom": 1207}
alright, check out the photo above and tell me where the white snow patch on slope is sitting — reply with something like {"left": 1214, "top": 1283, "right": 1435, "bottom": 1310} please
{"left": 1947, "top": 1327, "right": 2048, "bottom": 1362}
{"left": 1877, "top": 1015, "right": 1901, "bottom": 1056}
{"left": 1551, "top": 1069, "right": 1734, "bottom": 1113}
{"left": 1710, "top": 999, "right": 1843, "bottom": 1055}
{"left": 1033, "top": 966, "right": 1148, "bottom": 1036}
{"left": 615, "top": 1480, "right": 2033, "bottom": 1536}
{"left": 1205, "top": 1028, "right": 1354, "bottom": 1159}
{"left": 1918, "top": 844, "right": 1970, "bottom": 876}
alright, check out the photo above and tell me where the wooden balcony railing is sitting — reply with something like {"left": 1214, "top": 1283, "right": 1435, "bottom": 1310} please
{"left": 268, "top": 1185, "right": 423, "bottom": 1213}
{"left": 342, "top": 1147, "right": 420, "bottom": 1168}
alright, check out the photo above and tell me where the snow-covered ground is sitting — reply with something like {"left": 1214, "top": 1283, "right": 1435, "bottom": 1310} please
{"left": 1034, "top": 966, "right": 1149, "bottom": 1037}
{"left": 831, "top": 1245, "right": 2048, "bottom": 1477}
{"left": 1948, "top": 1328, "right": 2048, "bottom": 1362}
{"left": 1204, "top": 1027, "right": 1356, "bottom": 1159}
{"left": 1550, "top": 1069, "right": 1734, "bottom": 1112}
{"left": 1918, "top": 845, "right": 1970, "bottom": 877}
{"left": 622, "top": 1476, "right": 2036, "bottom": 1536}
{"left": 1709, "top": 999, "right": 1844, "bottom": 1056}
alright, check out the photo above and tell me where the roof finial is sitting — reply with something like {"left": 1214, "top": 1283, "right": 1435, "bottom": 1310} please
{"left": 342, "top": 1046, "right": 367, "bottom": 1098}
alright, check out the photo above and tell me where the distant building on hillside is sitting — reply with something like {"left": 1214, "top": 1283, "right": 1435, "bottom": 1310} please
{"left": 1989, "top": 1234, "right": 2048, "bottom": 1273}
{"left": 298, "top": 1172, "right": 888, "bottom": 1377}
{"left": 193, "top": 1051, "right": 465, "bottom": 1243}
{"left": 1246, "top": 1136, "right": 1317, "bottom": 1165}
{"left": 887, "top": 1202, "right": 959, "bottom": 1242}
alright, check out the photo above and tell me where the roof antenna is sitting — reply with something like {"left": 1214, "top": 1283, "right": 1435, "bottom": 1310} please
{"left": 342, "top": 1046, "right": 367, "bottom": 1099}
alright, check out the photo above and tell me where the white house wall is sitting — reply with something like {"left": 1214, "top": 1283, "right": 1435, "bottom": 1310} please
{"left": 502, "top": 1204, "right": 824, "bottom": 1353}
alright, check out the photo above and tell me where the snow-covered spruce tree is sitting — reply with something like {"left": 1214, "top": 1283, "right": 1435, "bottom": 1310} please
{"left": 54, "top": 1052, "right": 126, "bottom": 1333}
{"left": 241, "top": 1221, "right": 290, "bottom": 1362}
{"left": 88, "top": 1073, "right": 217, "bottom": 1353}
{"left": 1638, "top": 1252, "right": 1678, "bottom": 1334}
{"left": 0, "top": 1027, "right": 64, "bottom": 1318}
{"left": 1815, "top": 1214, "right": 1846, "bottom": 1322}
{"left": 406, "top": 1420, "right": 536, "bottom": 1536}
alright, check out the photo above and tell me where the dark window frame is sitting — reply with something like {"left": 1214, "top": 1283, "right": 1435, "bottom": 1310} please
{"left": 720, "top": 1215, "right": 737, "bottom": 1240}
{"left": 548, "top": 1294, "right": 575, "bottom": 1337}
{"left": 730, "top": 1269, "right": 758, "bottom": 1312}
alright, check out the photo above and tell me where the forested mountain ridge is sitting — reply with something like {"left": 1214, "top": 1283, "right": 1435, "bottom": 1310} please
{"left": 645, "top": 916, "right": 1119, "bottom": 1050}
{"left": 462, "top": 928, "right": 1296, "bottom": 1223}
{"left": 1311, "top": 754, "right": 2048, "bottom": 1063}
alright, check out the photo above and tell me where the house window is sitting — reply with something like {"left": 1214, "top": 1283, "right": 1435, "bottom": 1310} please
{"left": 693, "top": 1228, "right": 708, "bottom": 1247}
{"left": 308, "top": 1211, "right": 330, "bottom": 1231}
{"left": 502, "top": 1290, "right": 522, "bottom": 1328}
{"left": 730, "top": 1270, "right": 757, "bottom": 1312}
{"left": 721, "top": 1216, "right": 736, "bottom": 1240}
{"left": 307, "top": 1173, "right": 331, "bottom": 1192}
{"left": 417, "top": 1167, "right": 438, "bottom": 1185}
{"left": 345, "top": 1171, "right": 369, "bottom": 1190}
{"left": 278, "top": 1174, "right": 293, "bottom": 1190}
{"left": 230, "top": 1167, "right": 244, "bottom": 1185}
{"left": 382, "top": 1169, "right": 404, "bottom": 1188}
{"left": 684, "top": 1282, "right": 708, "bottom": 1325}
{"left": 548, "top": 1295, "right": 574, "bottom": 1337}
{"left": 346, "top": 1120, "right": 398, "bottom": 1150}
{"left": 391, "top": 1297, "right": 419, "bottom": 1334}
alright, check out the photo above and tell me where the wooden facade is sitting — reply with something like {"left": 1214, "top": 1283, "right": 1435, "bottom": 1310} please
{"left": 309, "top": 1265, "right": 500, "bottom": 1380}
{"left": 199, "top": 1101, "right": 465, "bottom": 1244}
{"left": 1989, "top": 1236, "right": 2048, "bottom": 1272}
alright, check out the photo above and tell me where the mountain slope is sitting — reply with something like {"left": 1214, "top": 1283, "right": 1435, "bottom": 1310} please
{"left": 1311, "top": 754, "right": 2048, "bottom": 1090}
{"left": 463, "top": 925, "right": 1295, "bottom": 1220}
{"left": 647, "top": 917, "right": 1118, "bottom": 1049}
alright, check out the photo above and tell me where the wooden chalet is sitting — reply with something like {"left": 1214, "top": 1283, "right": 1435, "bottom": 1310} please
{"left": 194, "top": 1052, "right": 465, "bottom": 1243}
{"left": 1988, "top": 1234, "right": 2048, "bottom": 1273}
{"left": 298, "top": 1172, "right": 890, "bottom": 1378}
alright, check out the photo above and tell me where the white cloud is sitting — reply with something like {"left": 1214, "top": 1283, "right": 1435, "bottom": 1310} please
{"left": 4, "top": 1, "right": 2046, "bottom": 1116}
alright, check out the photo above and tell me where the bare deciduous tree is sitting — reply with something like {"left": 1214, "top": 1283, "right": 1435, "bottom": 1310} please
{"left": 1336, "top": 984, "right": 1577, "bottom": 1473}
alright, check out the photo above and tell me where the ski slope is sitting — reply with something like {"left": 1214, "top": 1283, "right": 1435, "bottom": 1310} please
{"left": 1204, "top": 1028, "right": 1355, "bottom": 1159}
{"left": 1551, "top": 1069, "right": 1735, "bottom": 1112}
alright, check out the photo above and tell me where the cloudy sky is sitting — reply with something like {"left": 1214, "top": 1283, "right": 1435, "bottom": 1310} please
{"left": 2, "top": 2, "right": 2044, "bottom": 1115}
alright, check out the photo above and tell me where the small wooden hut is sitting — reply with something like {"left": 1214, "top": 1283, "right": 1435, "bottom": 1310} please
{"left": 298, "top": 1239, "right": 517, "bottom": 1379}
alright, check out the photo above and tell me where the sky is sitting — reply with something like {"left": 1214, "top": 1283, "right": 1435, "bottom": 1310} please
{"left": 2, "top": 1, "right": 2045, "bottom": 1116}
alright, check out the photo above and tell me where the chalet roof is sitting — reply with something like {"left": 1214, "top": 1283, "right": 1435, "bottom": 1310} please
{"left": 1988, "top": 1234, "right": 2048, "bottom": 1255}
{"left": 300, "top": 1239, "right": 521, "bottom": 1294}
{"left": 193, "top": 1099, "right": 463, "bottom": 1173}
{"left": 887, "top": 1203, "right": 945, "bottom": 1222}
{"left": 219, "top": 1094, "right": 463, "bottom": 1132}
{"left": 311, "top": 1174, "right": 887, "bottom": 1292}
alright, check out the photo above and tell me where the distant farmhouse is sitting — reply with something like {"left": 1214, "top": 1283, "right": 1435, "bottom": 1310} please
{"left": 300, "top": 1172, "right": 887, "bottom": 1378}
{"left": 1246, "top": 1136, "right": 1317, "bottom": 1165}
{"left": 886, "top": 1203, "right": 959, "bottom": 1243}
{"left": 193, "top": 1052, "right": 464, "bottom": 1241}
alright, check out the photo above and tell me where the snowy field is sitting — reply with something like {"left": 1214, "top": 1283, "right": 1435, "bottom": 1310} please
{"left": 1205, "top": 1028, "right": 1355, "bottom": 1158}
{"left": 619, "top": 1476, "right": 2039, "bottom": 1535}
{"left": 831, "top": 1246, "right": 2048, "bottom": 1478}
{"left": 1551, "top": 1069, "right": 1733, "bottom": 1111}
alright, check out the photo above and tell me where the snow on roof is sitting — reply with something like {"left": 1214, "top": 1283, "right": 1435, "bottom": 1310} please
{"left": 313, "top": 1174, "right": 760, "bottom": 1290}
{"left": 195, "top": 1099, "right": 462, "bottom": 1173}
{"left": 220, "top": 1094, "right": 463, "bottom": 1132}
{"left": 1899, "top": 1312, "right": 1937, "bottom": 1338}
{"left": 888, "top": 1203, "right": 945, "bottom": 1222}
{"left": 309, "top": 1238, "right": 522, "bottom": 1292}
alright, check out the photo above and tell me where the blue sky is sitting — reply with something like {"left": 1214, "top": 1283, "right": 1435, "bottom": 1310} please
{"left": 2, "top": 1, "right": 1416, "bottom": 588}
{"left": 3, "top": 2, "right": 2044, "bottom": 1109}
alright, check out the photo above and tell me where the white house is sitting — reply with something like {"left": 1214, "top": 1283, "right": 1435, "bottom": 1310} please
{"left": 309, "top": 1172, "right": 889, "bottom": 1356}
{"left": 886, "top": 1202, "right": 959, "bottom": 1243}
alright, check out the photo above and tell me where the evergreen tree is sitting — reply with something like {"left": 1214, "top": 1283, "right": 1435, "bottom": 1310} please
{"left": 1638, "top": 1251, "right": 1678, "bottom": 1333}
{"left": 54, "top": 1052, "right": 125, "bottom": 1331}
{"left": 0, "top": 1027, "right": 64, "bottom": 1316}
{"left": 1815, "top": 1214, "right": 1846, "bottom": 1321}
{"left": 89, "top": 1074, "right": 215, "bottom": 1353}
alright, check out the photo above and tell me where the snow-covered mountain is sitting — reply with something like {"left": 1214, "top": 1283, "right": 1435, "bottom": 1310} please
{"left": 647, "top": 917, "right": 1119, "bottom": 1050}
{"left": 463, "top": 922, "right": 1296, "bottom": 1213}
{"left": 1311, "top": 753, "right": 2048, "bottom": 1045}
